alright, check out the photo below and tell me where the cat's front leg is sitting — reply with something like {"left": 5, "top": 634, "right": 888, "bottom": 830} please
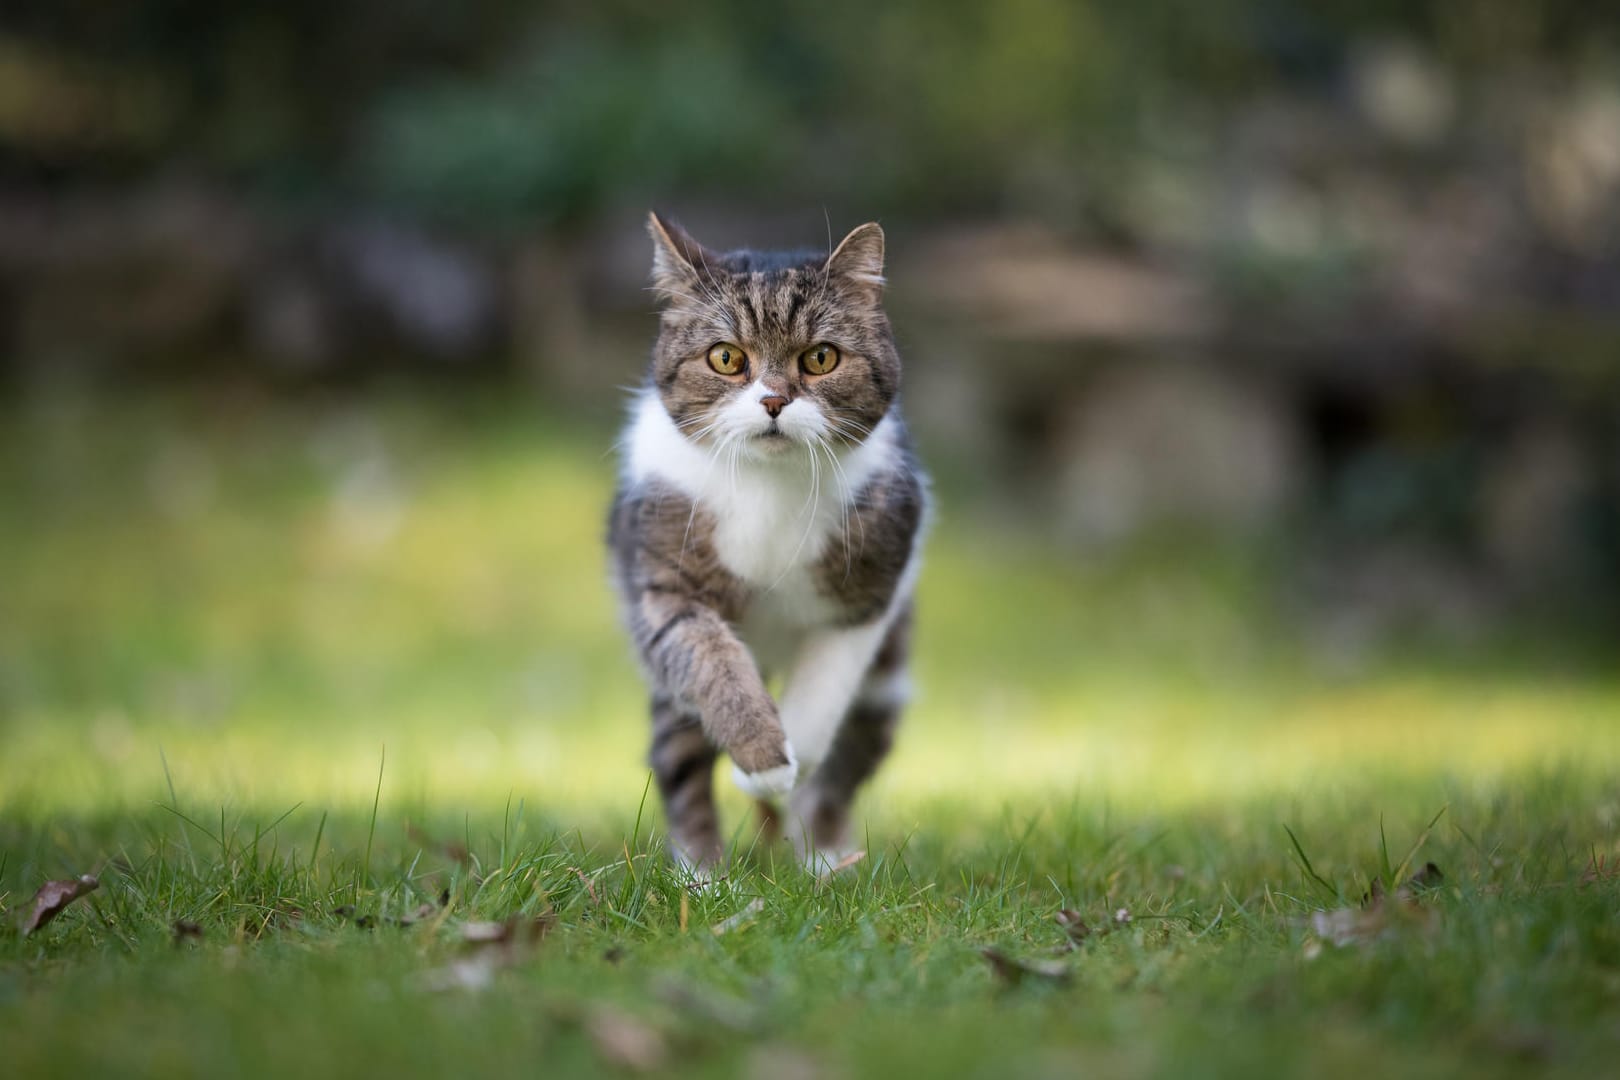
{"left": 633, "top": 589, "right": 797, "bottom": 797}
{"left": 776, "top": 619, "right": 893, "bottom": 779}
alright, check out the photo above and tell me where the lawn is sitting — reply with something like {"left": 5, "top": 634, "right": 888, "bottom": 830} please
{"left": 3, "top": 389, "right": 1618, "bottom": 1078}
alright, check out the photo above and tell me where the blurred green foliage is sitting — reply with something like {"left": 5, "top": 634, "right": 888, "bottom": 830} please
{"left": 6, "top": 1, "right": 1616, "bottom": 224}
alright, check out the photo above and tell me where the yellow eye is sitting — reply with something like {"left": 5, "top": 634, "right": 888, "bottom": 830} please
{"left": 800, "top": 343, "right": 841, "bottom": 375}
{"left": 706, "top": 343, "right": 747, "bottom": 376}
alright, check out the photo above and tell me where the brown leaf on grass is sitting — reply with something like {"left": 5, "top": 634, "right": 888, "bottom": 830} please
{"left": 1312, "top": 906, "right": 1385, "bottom": 948}
{"left": 830, "top": 849, "right": 866, "bottom": 873}
{"left": 1055, "top": 909, "right": 1091, "bottom": 946}
{"left": 1581, "top": 854, "right": 1619, "bottom": 887}
{"left": 422, "top": 911, "right": 556, "bottom": 993}
{"left": 585, "top": 1007, "right": 669, "bottom": 1072}
{"left": 1313, "top": 869, "right": 1442, "bottom": 949}
{"left": 571, "top": 867, "right": 602, "bottom": 907}
{"left": 172, "top": 919, "right": 203, "bottom": 944}
{"left": 816, "top": 850, "right": 867, "bottom": 881}
{"left": 395, "top": 903, "right": 440, "bottom": 928}
{"left": 710, "top": 898, "right": 765, "bottom": 937}
{"left": 1406, "top": 862, "right": 1445, "bottom": 891}
{"left": 420, "top": 955, "right": 504, "bottom": 992}
{"left": 1363, "top": 862, "right": 1446, "bottom": 907}
{"left": 458, "top": 920, "right": 511, "bottom": 944}
{"left": 980, "top": 947, "right": 1072, "bottom": 987}
{"left": 22, "top": 875, "right": 99, "bottom": 936}
{"left": 458, "top": 911, "right": 556, "bottom": 947}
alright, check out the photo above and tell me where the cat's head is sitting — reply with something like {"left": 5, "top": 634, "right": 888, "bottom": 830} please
{"left": 645, "top": 212, "right": 900, "bottom": 461}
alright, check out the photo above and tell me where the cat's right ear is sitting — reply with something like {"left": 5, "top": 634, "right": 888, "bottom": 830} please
{"left": 647, "top": 212, "right": 718, "bottom": 300}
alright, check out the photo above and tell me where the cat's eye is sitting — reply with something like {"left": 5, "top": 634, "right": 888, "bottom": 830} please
{"left": 800, "top": 344, "right": 841, "bottom": 376}
{"left": 706, "top": 343, "right": 747, "bottom": 376}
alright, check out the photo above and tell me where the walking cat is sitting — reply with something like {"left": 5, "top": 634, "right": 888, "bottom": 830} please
{"left": 609, "top": 213, "right": 928, "bottom": 871}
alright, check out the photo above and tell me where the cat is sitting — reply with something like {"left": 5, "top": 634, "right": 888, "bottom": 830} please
{"left": 608, "top": 212, "right": 929, "bottom": 872}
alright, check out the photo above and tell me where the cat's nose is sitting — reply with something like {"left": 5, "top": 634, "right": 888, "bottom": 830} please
{"left": 760, "top": 395, "right": 788, "bottom": 418}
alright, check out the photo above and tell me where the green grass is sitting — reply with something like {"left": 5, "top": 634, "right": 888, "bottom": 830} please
{"left": 3, "top": 388, "right": 1619, "bottom": 1078}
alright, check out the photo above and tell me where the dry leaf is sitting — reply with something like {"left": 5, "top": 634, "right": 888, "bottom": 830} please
{"left": 1055, "top": 909, "right": 1091, "bottom": 945}
{"left": 1406, "top": 862, "right": 1445, "bottom": 891}
{"left": 585, "top": 1007, "right": 668, "bottom": 1072}
{"left": 459, "top": 920, "right": 512, "bottom": 944}
{"left": 23, "top": 875, "right": 99, "bottom": 936}
{"left": 396, "top": 902, "right": 439, "bottom": 928}
{"left": 1581, "top": 854, "right": 1619, "bottom": 887}
{"left": 1363, "top": 862, "right": 1446, "bottom": 908}
{"left": 711, "top": 898, "right": 765, "bottom": 936}
{"left": 981, "top": 947, "right": 1072, "bottom": 987}
{"left": 420, "top": 955, "right": 503, "bottom": 992}
{"left": 459, "top": 912, "right": 555, "bottom": 947}
{"left": 830, "top": 849, "right": 866, "bottom": 872}
{"left": 422, "top": 912, "right": 555, "bottom": 993}
{"left": 816, "top": 850, "right": 866, "bottom": 880}
{"left": 1312, "top": 906, "right": 1385, "bottom": 947}
{"left": 571, "top": 867, "right": 602, "bottom": 907}
{"left": 1313, "top": 869, "right": 1441, "bottom": 948}
{"left": 172, "top": 919, "right": 203, "bottom": 944}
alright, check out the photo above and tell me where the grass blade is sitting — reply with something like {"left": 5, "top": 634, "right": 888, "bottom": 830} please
{"left": 359, "top": 745, "right": 385, "bottom": 903}
{"left": 1283, "top": 824, "right": 1339, "bottom": 902}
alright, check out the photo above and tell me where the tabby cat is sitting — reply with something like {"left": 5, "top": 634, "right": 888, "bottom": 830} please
{"left": 608, "top": 213, "right": 928, "bottom": 872}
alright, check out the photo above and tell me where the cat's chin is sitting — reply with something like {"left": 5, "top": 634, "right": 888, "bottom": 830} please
{"left": 741, "top": 430, "right": 800, "bottom": 459}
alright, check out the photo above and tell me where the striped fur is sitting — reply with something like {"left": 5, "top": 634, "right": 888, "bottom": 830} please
{"left": 609, "top": 213, "right": 929, "bottom": 871}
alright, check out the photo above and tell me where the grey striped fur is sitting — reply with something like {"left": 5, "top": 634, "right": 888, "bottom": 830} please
{"left": 608, "top": 213, "right": 928, "bottom": 870}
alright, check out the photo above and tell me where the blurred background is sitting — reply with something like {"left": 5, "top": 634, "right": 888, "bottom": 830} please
{"left": 2, "top": 1, "right": 1618, "bottom": 817}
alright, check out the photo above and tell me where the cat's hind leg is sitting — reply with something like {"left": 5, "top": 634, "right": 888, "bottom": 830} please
{"left": 649, "top": 694, "right": 722, "bottom": 873}
{"left": 788, "top": 607, "right": 911, "bottom": 870}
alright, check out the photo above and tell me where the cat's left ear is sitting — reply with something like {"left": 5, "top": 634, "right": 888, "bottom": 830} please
{"left": 825, "top": 222, "right": 885, "bottom": 299}
{"left": 647, "top": 211, "right": 720, "bottom": 299}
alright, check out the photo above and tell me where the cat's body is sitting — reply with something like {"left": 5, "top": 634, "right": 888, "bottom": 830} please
{"left": 608, "top": 214, "right": 928, "bottom": 870}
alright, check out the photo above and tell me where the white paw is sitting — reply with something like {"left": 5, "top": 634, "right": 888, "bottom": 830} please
{"left": 731, "top": 743, "right": 798, "bottom": 799}
{"left": 803, "top": 847, "right": 866, "bottom": 879}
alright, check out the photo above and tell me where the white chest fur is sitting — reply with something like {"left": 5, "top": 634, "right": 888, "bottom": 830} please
{"left": 624, "top": 391, "right": 920, "bottom": 771}
{"left": 624, "top": 391, "right": 901, "bottom": 600}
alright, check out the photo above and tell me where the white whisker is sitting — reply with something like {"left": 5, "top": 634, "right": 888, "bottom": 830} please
{"left": 770, "top": 439, "right": 822, "bottom": 591}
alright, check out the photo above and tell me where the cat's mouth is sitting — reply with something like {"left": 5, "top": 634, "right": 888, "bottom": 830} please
{"left": 750, "top": 424, "right": 794, "bottom": 452}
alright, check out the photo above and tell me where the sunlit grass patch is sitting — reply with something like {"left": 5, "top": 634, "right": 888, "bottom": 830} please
{"left": 3, "top": 390, "right": 1618, "bottom": 1078}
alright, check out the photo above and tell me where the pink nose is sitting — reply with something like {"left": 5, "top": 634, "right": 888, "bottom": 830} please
{"left": 760, "top": 395, "right": 788, "bottom": 418}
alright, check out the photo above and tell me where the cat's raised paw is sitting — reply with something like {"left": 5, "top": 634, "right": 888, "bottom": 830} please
{"left": 730, "top": 744, "right": 798, "bottom": 799}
